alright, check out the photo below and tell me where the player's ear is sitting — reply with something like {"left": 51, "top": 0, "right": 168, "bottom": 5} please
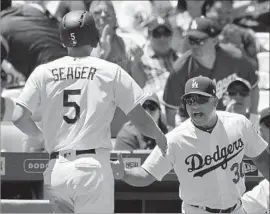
{"left": 62, "top": 43, "right": 66, "bottom": 48}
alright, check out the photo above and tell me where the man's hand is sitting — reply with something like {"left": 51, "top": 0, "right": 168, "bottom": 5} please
{"left": 99, "top": 24, "right": 112, "bottom": 59}
{"left": 110, "top": 153, "right": 125, "bottom": 180}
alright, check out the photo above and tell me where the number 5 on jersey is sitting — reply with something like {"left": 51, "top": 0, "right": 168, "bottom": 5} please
{"left": 63, "top": 89, "right": 81, "bottom": 124}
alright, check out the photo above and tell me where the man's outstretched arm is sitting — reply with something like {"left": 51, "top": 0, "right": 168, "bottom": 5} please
{"left": 111, "top": 153, "right": 156, "bottom": 187}
{"left": 123, "top": 167, "right": 157, "bottom": 187}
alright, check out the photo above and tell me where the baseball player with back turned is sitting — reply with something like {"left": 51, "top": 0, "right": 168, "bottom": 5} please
{"left": 113, "top": 76, "right": 269, "bottom": 213}
{"left": 12, "top": 10, "right": 167, "bottom": 213}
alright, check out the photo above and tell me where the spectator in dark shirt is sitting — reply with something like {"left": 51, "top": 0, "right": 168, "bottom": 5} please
{"left": 114, "top": 93, "right": 168, "bottom": 151}
{"left": 0, "top": 1, "right": 67, "bottom": 80}
{"left": 163, "top": 17, "right": 259, "bottom": 129}
{"left": 201, "top": 0, "right": 259, "bottom": 70}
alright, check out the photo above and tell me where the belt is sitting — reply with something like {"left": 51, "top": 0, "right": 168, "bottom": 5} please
{"left": 190, "top": 203, "right": 237, "bottom": 213}
{"left": 50, "top": 149, "right": 96, "bottom": 160}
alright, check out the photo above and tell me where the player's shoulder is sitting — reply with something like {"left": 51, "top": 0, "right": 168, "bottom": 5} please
{"left": 166, "top": 119, "right": 194, "bottom": 144}
{"left": 217, "top": 111, "right": 248, "bottom": 125}
{"left": 172, "top": 50, "right": 191, "bottom": 73}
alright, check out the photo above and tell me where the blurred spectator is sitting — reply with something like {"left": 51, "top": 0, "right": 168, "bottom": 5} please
{"left": 259, "top": 107, "right": 270, "bottom": 144}
{"left": 1, "top": 34, "right": 13, "bottom": 121}
{"left": 163, "top": 17, "right": 259, "bottom": 128}
{"left": 0, "top": 1, "right": 67, "bottom": 81}
{"left": 131, "top": 17, "right": 179, "bottom": 101}
{"left": 89, "top": 0, "right": 144, "bottom": 137}
{"left": 1, "top": 35, "right": 7, "bottom": 120}
{"left": 90, "top": 0, "right": 141, "bottom": 74}
{"left": 202, "top": 0, "right": 259, "bottom": 70}
{"left": 114, "top": 93, "right": 168, "bottom": 151}
{"left": 225, "top": 78, "right": 251, "bottom": 118}
{"left": 113, "top": 1, "right": 174, "bottom": 34}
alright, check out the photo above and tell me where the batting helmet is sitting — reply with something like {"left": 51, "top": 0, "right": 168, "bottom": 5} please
{"left": 60, "top": 10, "right": 99, "bottom": 48}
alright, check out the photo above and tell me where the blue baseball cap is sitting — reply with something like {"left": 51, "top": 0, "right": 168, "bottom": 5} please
{"left": 186, "top": 16, "right": 220, "bottom": 39}
{"left": 147, "top": 17, "right": 172, "bottom": 32}
{"left": 182, "top": 76, "right": 216, "bottom": 99}
{"left": 227, "top": 78, "right": 251, "bottom": 91}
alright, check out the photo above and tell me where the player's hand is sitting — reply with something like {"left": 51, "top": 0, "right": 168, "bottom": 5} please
{"left": 99, "top": 24, "right": 112, "bottom": 59}
{"left": 110, "top": 153, "right": 125, "bottom": 180}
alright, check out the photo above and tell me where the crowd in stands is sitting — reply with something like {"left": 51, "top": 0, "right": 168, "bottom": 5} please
{"left": 0, "top": 0, "right": 269, "bottom": 199}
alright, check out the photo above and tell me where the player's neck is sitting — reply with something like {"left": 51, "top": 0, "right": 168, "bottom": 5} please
{"left": 67, "top": 46, "right": 93, "bottom": 58}
{"left": 193, "top": 113, "right": 218, "bottom": 133}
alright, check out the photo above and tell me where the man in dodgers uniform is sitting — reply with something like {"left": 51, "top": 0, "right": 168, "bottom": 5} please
{"left": 12, "top": 10, "right": 167, "bottom": 213}
{"left": 114, "top": 76, "right": 269, "bottom": 213}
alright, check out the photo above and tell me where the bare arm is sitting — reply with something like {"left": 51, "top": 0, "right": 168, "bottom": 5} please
{"left": 12, "top": 104, "right": 43, "bottom": 142}
{"left": 123, "top": 167, "right": 156, "bottom": 187}
{"left": 250, "top": 85, "right": 259, "bottom": 114}
{"left": 127, "top": 104, "right": 167, "bottom": 153}
{"left": 251, "top": 149, "right": 269, "bottom": 182}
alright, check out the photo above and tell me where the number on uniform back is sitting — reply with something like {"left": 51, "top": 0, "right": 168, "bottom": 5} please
{"left": 63, "top": 89, "right": 81, "bottom": 124}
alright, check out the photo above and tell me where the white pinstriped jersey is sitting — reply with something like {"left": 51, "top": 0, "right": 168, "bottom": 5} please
{"left": 16, "top": 56, "right": 146, "bottom": 153}
{"left": 142, "top": 111, "right": 267, "bottom": 209}
{"left": 242, "top": 179, "right": 269, "bottom": 213}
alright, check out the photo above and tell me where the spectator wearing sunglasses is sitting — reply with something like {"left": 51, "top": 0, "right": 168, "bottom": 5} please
{"left": 131, "top": 16, "right": 179, "bottom": 102}
{"left": 114, "top": 93, "right": 168, "bottom": 151}
{"left": 163, "top": 16, "right": 259, "bottom": 129}
{"left": 241, "top": 107, "right": 270, "bottom": 214}
{"left": 225, "top": 78, "right": 251, "bottom": 119}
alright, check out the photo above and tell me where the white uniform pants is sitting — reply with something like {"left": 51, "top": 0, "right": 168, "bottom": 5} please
{"left": 43, "top": 148, "right": 114, "bottom": 213}
{"left": 182, "top": 199, "right": 246, "bottom": 213}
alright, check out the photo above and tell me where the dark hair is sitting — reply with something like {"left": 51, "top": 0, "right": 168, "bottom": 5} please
{"left": 158, "top": 117, "right": 168, "bottom": 134}
{"left": 260, "top": 115, "right": 270, "bottom": 128}
{"left": 201, "top": 0, "right": 233, "bottom": 16}
{"left": 176, "top": 0, "right": 187, "bottom": 13}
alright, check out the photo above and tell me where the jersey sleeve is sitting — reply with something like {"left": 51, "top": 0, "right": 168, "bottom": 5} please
{"left": 142, "top": 141, "right": 174, "bottom": 181}
{"left": 243, "top": 116, "right": 268, "bottom": 158}
{"left": 16, "top": 65, "right": 43, "bottom": 114}
{"left": 114, "top": 65, "right": 146, "bottom": 114}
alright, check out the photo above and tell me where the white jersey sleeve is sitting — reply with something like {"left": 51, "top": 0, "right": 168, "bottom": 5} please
{"left": 16, "top": 66, "right": 43, "bottom": 113}
{"left": 243, "top": 116, "right": 268, "bottom": 158}
{"left": 142, "top": 140, "right": 175, "bottom": 181}
{"left": 114, "top": 66, "right": 146, "bottom": 114}
{"left": 242, "top": 179, "right": 269, "bottom": 213}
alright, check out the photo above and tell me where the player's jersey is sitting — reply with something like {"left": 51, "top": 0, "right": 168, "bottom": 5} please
{"left": 142, "top": 111, "right": 267, "bottom": 209}
{"left": 16, "top": 56, "right": 146, "bottom": 153}
{"left": 242, "top": 179, "right": 269, "bottom": 213}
